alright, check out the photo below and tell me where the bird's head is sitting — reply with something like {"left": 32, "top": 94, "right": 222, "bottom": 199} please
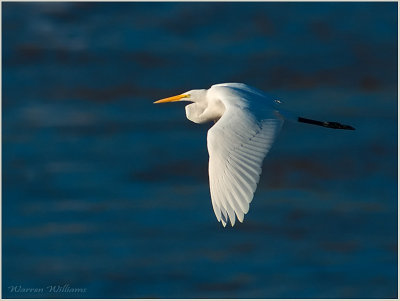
{"left": 154, "top": 89, "right": 206, "bottom": 104}
{"left": 154, "top": 89, "right": 210, "bottom": 124}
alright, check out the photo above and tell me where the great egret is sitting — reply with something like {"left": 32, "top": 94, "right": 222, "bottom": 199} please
{"left": 154, "top": 83, "right": 354, "bottom": 227}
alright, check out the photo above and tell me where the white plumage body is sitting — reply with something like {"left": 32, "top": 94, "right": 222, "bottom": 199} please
{"left": 154, "top": 82, "right": 354, "bottom": 227}
{"left": 204, "top": 83, "right": 283, "bottom": 226}
{"left": 156, "top": 83, "right": 283, "bottom": 227}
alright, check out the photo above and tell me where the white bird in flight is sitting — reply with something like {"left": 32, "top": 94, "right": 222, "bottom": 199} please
{"left": 154, "top": 83, "right": 354, "bottom": 227}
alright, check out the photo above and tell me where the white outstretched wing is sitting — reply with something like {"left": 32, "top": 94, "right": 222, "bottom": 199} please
{"left": 207, "top": 88, "right": 283, "bottom": 227}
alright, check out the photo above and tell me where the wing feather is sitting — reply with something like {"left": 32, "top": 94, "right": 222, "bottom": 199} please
{"left": 207, "top": 89, "right": 283, "bottom": 227}
{"left": 221, "top": 168, "right": 250, "bottom": 214}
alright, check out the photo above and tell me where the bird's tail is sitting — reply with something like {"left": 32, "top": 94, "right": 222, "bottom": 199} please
{"left": 277, "top": 109, "right": 355, "bottom": 130}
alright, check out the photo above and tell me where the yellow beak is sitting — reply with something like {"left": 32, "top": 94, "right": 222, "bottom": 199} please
{"left": 154, "top": 94, "right": 188, "bottom": 104}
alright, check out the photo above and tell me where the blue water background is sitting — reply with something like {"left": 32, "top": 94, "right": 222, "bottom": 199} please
{"left": 3, "top": 2, "right": 397, "bottom": 298}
